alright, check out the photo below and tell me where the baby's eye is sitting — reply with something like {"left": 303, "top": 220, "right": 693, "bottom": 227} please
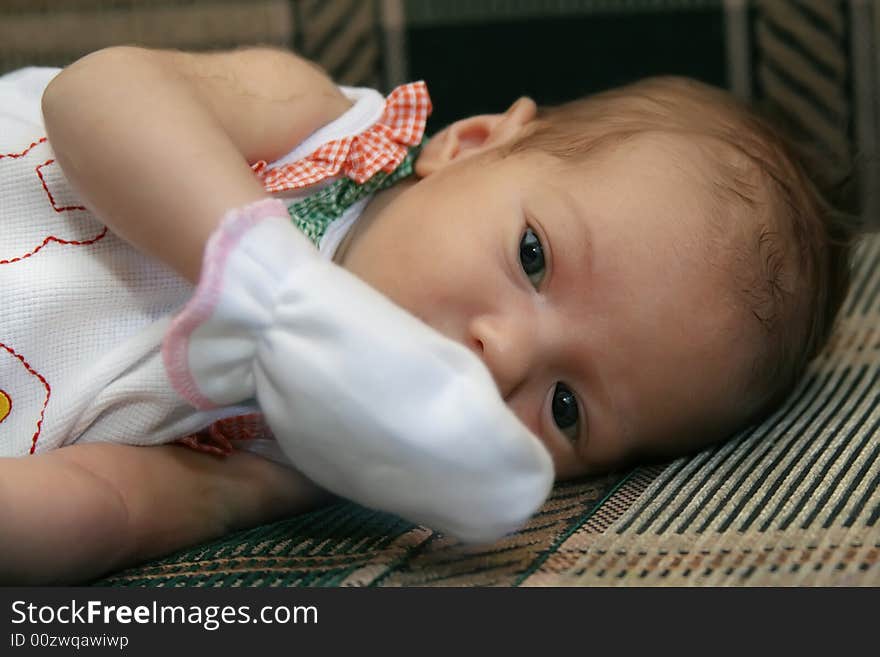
{"left": 519, "top": 227, "right": 546, "bottom": 288}
{"left": 551, "top": 382, "right": 580, "bottom": 442}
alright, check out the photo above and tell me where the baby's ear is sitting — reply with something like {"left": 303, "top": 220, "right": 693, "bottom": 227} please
{"left": 415, "top": 96, "right": 537, "bottom": 177}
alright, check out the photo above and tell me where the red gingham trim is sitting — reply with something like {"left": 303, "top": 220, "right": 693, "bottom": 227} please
{"left": 252, "top": 81, "right": 432, "bottom": 193}
{"left": 162, "top": 198, "right": 289, "bottom": 410}
{"left": 177, "top": 413, "right": 271, "bottom": 457}
{"left": 177, "top": 432, "right": 232, "bottom": 457}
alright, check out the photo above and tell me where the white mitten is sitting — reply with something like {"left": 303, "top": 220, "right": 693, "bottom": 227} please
{"left": 163, "top": 198, "right": 554, "bottom": 543}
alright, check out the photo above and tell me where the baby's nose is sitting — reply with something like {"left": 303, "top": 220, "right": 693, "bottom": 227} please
{"left": 468, "top": 314, "right": 537, "bottom": 399}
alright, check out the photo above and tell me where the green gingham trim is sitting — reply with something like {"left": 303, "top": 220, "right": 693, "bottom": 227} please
{"left": 287, "top": 140, "right": 425, "bottom": 247}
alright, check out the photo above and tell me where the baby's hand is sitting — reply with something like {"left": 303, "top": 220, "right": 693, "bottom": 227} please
{"left": 163, "top": 199, "right": 555, "bottom": 543}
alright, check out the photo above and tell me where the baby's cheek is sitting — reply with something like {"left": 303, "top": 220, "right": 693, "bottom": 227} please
{"left": 509, "top": 414, "right": 591, "bottom": 480}
{"left": 551, "top": 458, "right": 584, "bottom": 480}
{"left": 504, "top": 394, "right": 596, "bottom": 480}
{"left": 504, "top": 394, "right": 544, "bottom": 441}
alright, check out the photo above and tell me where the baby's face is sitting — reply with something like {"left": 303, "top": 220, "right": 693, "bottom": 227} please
{"left": 338, "top": 133, "right": 757, "bottom": 478}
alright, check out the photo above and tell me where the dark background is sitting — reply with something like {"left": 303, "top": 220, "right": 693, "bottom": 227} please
{"left": 405, "top": 9, "right": 727, "bottom": 130}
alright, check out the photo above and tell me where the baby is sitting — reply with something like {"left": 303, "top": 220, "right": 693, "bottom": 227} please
{"left": 0, "top": 46, "right": 853, "bottom": 584}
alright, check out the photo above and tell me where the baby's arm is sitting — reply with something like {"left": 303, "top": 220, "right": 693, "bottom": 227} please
{"left": 41, "top": 45, "right": 351, "bottom": 282}
{"left": 0, "top": 442, "right": 325, "bottom": 584}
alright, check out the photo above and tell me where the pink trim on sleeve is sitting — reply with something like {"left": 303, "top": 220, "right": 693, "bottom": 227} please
{"left": 162, "top": 198, "right": 289, "bottom": 410}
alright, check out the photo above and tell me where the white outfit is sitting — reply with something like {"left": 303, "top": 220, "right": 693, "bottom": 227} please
{"left": 0, "top": 67, "right": 386, "bottom": 458}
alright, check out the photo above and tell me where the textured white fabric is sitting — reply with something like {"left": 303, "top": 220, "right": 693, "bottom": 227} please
{"left": 164, "top": 201, "right": 554, "bottom": 543}
{"left": 0, "top": 67, "right": 237, "bottom": 456}
{"left": 0, "top": 69, "right": 377, "bottom": 456}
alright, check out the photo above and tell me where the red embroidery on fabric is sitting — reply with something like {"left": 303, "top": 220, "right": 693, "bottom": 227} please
{"left": 0, "top": 137, "right": 47, "bottom": 160}
{"left": 0, "top": 342, "right": 50, "bottom": 454}
{"left": 0, "top": 141, "right": 108, "bottom": 266}
{"left": 0, "top": 389, "right": 10, "bottom": 424}
{"left": 35, "top": 159, "right": 87, "bottom": 212}
{"left": 252, "top": 81, "right": 432, "bottom": 193}
{"left": 0, "top": 226, "right": 108, "bottom": 266}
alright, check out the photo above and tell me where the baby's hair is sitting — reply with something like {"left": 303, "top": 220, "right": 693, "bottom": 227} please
{"left": 502, "top": 76, "right": 861, "bottom": 427}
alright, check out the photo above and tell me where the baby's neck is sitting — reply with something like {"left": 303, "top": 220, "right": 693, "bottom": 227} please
{"left": 332, "top": 177, "right": 418, "bottom": 267}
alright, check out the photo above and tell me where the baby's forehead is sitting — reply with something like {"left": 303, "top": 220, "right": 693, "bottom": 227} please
{"left": 561, "top": 130, "right": 769, "bottom": 307}
{"left": 554, "top": 130, "right": 740, "bottom": 188}
{"left": 620, "top": 131, "right": 744, "bottom": 176}
{"left": 619, "top": 134, "right": 781, "bottom": 350}
{"left": 558, "top": 131, "right": 744, "bottom": 222}
{"left": 536, "top": 130, "right": 770, "bottom": 252}
{"left": 594, "top": 131, "right": 768, "bottom": 226}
